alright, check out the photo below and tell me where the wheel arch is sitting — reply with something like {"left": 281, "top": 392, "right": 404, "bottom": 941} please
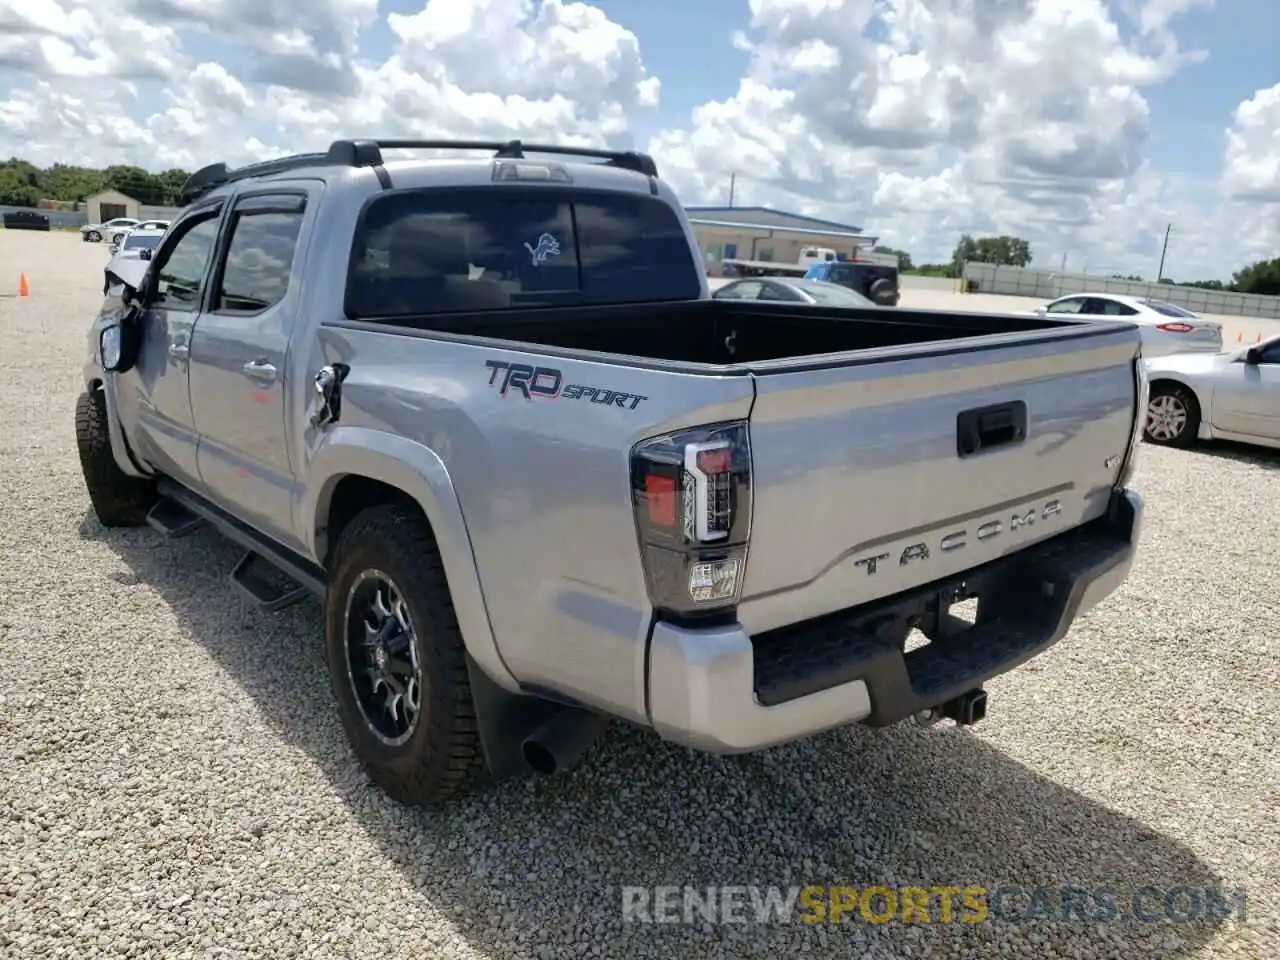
{"left": 306, "top": 427, "right": 519, "bottom": 693}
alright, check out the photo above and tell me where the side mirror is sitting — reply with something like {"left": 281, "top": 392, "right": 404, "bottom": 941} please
{"left": 100, "top": 305, "right": 144, "bottom": 374}
{"left": 139, "top": 248, "right": 152, "bottom": 261}
{"left": 1035, "top": 305, "right": 1047, "bottom": 316}
{"left": 1244, "top": 347, "right": 1261, "bottom": 365}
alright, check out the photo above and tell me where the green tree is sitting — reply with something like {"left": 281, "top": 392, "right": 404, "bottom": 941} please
{"left": 952, "top": 234, "right": 1033, "bottom": 269}
{"left": 0, "top": 171, "right": 39, "bottom": 206}
{"left": 102, "top": 164, "right": 166, "bottom": 205}
{"left": 39, "top": 163, "right": 107, "bottom": 202}
{"left": 1231, "top": 257, "right": 1280, "bottom": 297}
{"left": 157, "top": 169, "right": 191, "bottom": 205}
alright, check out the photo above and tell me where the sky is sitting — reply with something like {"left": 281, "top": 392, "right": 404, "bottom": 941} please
{"left": 0, "top": 0, "right": 1276, "bottom": 281}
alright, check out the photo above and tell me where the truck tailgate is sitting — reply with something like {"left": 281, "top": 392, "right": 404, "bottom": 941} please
{"left": 738, "top": 324, "right": 1141, "bottom": 635}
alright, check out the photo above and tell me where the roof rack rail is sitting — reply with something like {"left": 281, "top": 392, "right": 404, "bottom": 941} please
{"left": 329, "top": 138, "right": 660, "bottom": 178}
{"left": 177, "top": 137, "right": 660, "bottom": 206}
{"left": 177, "top": 151, "right": 334, "bottom": 206}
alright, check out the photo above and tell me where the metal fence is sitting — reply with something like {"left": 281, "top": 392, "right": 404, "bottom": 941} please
{"left": 963, "top": 262, "right": 1280, "bottom": 320}
{"left": 0, "top": 203, "right": 183, "bottom": 229}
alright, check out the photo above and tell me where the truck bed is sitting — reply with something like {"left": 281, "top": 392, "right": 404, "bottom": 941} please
{"left": 386, "top": 298, "right": 1076, "bottom": 368}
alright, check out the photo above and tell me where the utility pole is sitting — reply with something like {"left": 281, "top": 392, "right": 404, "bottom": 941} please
{"left": 728, "top": 173, "right": 736, "bottom": 208}
{"left": 1156, "top": 222, "right": 1172, "bottom": 282}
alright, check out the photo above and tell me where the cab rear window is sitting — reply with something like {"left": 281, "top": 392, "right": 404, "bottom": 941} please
{"left": 345, "top": 188, "right": 701, "bottom": 319}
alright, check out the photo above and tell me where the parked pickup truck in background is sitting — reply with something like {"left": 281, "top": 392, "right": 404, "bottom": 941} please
{"left": 79, "top": 138, "right": 1147, "bottom": 807}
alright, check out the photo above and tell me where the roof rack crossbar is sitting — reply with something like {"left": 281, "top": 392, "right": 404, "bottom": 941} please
{"left": 330, "top": 138, "right": 660, "bottom": 178}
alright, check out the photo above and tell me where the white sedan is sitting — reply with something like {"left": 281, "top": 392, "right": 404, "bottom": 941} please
{"left": 1034, "top": 293, "right": 1222, "bottom": 358}
{"left": 81, "top": 216, "right": 139, "bottom": 243}
{"left": 1141, "top": 334, "right": 1280, "bottom": 448}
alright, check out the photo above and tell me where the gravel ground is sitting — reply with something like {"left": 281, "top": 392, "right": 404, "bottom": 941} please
{"left": 1, "top": 230, "right": 1277, "bottom": 959}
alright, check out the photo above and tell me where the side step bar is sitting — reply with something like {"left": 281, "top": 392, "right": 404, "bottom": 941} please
{"left": 230, "top": 551, "right": 311, "bottom": 612}
{"left": 146, "top": 499, "right": 207, "bottom": 538}
{"left": 153, "top": 480, "right": 327, "bottom": 611}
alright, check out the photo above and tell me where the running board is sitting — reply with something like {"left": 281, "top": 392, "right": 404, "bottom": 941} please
{"left": 153, "top": 481, "right": 328, "bottom": 611}
{"left": 230, "top": 551, "right": 311, "bottom": 612}
{"left": 146, "top": 498, "right": 207, "bottom": 538}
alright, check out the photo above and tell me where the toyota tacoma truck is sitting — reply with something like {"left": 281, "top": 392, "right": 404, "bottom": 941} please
{"left": 78, "top": 138, "right": 1146, "bottom": 807}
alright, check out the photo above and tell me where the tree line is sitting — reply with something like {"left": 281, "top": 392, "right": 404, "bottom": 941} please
{"left": 873, "top": 234, "right": 1280, "bottom": 297}
{"left": 0, "top": 157, "right": 192, "bottom": 209}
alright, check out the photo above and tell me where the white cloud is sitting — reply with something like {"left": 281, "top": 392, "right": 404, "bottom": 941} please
{"left": 1223, "top": 82, "right": 1280, "bottom": 203}
{"left": 0, "top": 0, "right": 1274, "bottom": 279}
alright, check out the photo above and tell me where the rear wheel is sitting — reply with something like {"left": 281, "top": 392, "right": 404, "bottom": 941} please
{"left": 324, "top": 504, "right": 488, "bottom": 806}
{"left": 75, "top": 389, "right": 156, "bottom": 526}
{"left": 1144, "top": 383, "right": 1200, "bottom": 447}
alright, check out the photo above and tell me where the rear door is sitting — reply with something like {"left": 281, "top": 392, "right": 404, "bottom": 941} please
{"left": 187, "top": 188, "right": 313, "bottom": 550}
{"left": 1211, "top": 339, "right": 1280, "bottom": 439}
{"left": 737, "top": 327, "right": 1142, "bottom": 635}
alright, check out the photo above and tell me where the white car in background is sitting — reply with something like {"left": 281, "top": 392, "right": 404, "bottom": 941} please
{"left": 1141, "top": 334, "right": 1280, "bottom": 448}
{"left": 1034, "top": 293, "right": 1223, "bottom": 358}
{"left": 81, "top": 216, "right": 139, "bottom": 243}
{"left": 108, "top": 219, "right": 170, "bottom": 249}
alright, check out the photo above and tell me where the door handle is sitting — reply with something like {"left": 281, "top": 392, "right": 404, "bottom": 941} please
{"left": 168, "top": 342, "right": 189, "bottom": 360}
{"left": 242, "top": 359, "right": 278, "bottom": 383}
{"left": 956, "top": 401, "right": 1028, "bottom": 457}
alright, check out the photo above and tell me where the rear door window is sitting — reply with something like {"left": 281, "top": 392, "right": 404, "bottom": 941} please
{"left": 1046, "top": 297, "right": 1087, "bottom": 314}
{"left": 346, "top": 189, "right": 700, "bottom": 319}
{"left": 573, "top": 194, "right": 701, "bottom": 303}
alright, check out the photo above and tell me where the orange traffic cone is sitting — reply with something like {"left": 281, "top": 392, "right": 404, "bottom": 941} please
{"left": 17, "top": 272, "right": 29, "bottom": 299}
{"left": 1256, "top": 332, "right": 1262, "bottom": 343}
{"left": 1237, "top": 331, "right": 1243, "bottom": 343}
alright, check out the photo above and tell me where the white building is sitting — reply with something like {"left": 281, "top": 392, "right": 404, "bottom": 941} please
{"left": 684, "top": 206, "right": 880, "bottom": 271}
{"left": 84, "top": 189, "right": 140, "bottom": 224}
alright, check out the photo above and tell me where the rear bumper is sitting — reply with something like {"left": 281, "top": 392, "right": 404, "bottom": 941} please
{"left": 646, "top": 487, "right": 1143, "bottom": 754}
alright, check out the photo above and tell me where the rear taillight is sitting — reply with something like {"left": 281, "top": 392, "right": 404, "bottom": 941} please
{"left": 1156, "top": 322, "right": 1194, "bottom": 333}
{"left": 630, "top": 421, "right": 752, "bottom": 620}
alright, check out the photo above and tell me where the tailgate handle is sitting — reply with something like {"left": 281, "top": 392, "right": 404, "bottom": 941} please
{"left": 957, "top": 401, "right": 1027, "bottom": 457}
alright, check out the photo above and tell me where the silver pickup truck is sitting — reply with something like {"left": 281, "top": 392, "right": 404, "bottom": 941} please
{"left": 79, "top": 139, "right": 1146, "bottom": 807}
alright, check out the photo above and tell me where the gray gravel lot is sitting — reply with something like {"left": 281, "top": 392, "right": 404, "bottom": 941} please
{"left": 1, "top": 230, "right": 1277, "bottom": 959}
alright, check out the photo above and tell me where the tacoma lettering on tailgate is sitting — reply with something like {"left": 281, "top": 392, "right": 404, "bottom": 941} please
{"left": 853, "top": 498, "right": 1064, "bottom": 577}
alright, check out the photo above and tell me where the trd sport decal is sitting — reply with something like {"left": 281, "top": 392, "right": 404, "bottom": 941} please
{"left": 483, "top": 360, "right": 648, "bottom": 410}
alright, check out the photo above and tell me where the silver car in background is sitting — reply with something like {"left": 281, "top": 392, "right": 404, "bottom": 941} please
{"left": 1035, "top": 293, "right": 1222, "bottom": 358}
{"left": 713, "top": 277, "right": 878, "bottom": 307}
{"left": 1142, "top": 334, "right": 1280, "bottom": 448}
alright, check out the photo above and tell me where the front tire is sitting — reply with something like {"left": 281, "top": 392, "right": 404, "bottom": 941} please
{"left": 324, "top": 504, "right": 488, "bottom": 806}
{"left": 1144, "top": 383, "right": 1200, "bottom": 447}
{"left": 75, "top": 389, "right": 156, "bottom": 526}
{"left": 86, "top": 230, "right": 101, "bottom": 242}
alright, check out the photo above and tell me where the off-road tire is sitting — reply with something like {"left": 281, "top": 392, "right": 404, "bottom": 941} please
{"left": 75, "top": 389, "right": 156, "bottom": 526}
{"left": 324, "top": 504, "right": 488, "bottom": 806}
{"left": 1143, "top": 382, "right": 1200, "bottom": 448}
